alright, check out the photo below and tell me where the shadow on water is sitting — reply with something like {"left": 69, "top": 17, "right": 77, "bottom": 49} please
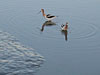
{"left": 41, "top": 21, "right": 56, "bottom": 32}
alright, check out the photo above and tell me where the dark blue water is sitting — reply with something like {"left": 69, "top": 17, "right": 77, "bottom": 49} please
{"left": 0, "top": 0, "right": 100, "bottom": 75}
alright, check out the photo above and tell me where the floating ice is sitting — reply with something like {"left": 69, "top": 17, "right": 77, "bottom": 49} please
{"left": 0, "top": 30, "right": 44, "bottom": 75}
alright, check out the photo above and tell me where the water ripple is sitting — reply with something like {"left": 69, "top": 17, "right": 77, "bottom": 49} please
{"left": 69, "top": 17, "right": 98, "bottom": 39}
{"left": 0, "top": 30, "right": 44, "bottom": 75}
{"left": 31, "top": 16, "right": 98, "bottom": 41}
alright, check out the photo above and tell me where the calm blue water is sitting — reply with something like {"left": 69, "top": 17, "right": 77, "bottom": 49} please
{"left": 0, "top": 0, "right": 100, "bottom": 75}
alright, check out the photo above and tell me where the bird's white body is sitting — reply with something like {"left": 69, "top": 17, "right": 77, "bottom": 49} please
{"left": 45, "top": 16, "right": 56, "bottom": 21}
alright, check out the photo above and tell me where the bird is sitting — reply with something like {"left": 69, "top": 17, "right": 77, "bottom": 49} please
{"left": 40, "top": 9, "right": 56, "bottom": 21}
{"left": 61, "top": 22, "right": 68, "bottom": 31}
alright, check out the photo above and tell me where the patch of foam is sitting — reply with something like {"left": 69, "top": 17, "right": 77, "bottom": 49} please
{"left": 0, "top": 30, "right": 44, "bottom": 75}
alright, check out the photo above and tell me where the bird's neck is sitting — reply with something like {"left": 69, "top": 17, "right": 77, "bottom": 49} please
{"left": 41, "top": 10, "right": 46, "bottom": 17}
{"left": 65, "top": 25, "right": 68, "bottom": 29}
{"left": 43, "top": 13, "right": 46, "bottom": 17}
{"left": 42, "top": 13, "right": 46, "bottom": 17}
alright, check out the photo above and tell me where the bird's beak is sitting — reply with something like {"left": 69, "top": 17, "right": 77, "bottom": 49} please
{"left": 37, "top": 11, "right": 41, "bottom": 14}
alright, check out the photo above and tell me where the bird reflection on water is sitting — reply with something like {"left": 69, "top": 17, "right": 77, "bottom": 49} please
{"left": 61, "top": 30, "right": 68, "bottom": 41}
{"left": 41, "top": 21, "right": 56, "bottom": 32}
{"left": 40, "top": 21, "right": 68, "bottom": 41}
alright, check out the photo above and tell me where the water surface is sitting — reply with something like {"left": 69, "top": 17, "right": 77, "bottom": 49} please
{"left": 0, "top": 0, "right": 100, "bottom": 75}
